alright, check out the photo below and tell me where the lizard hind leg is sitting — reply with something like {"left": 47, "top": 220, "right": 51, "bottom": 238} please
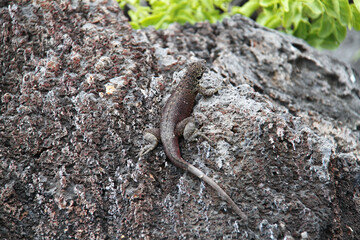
{"left": 175, "top": 117, "right": 196, "bottom": 140}
{"left": 176, "top": 117, "right": 211, "bottom": 143}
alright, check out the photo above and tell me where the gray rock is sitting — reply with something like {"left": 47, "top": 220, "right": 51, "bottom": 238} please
{"left": 0, "top": 0, "right": 359, "bottom": 239}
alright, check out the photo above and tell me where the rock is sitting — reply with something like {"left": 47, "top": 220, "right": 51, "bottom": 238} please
{"left": 0, "top": 0, "right": 359, "bottom": 239}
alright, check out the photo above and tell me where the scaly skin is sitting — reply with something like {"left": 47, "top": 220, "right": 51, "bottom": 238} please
{"left": 159, "top": 61, "right": 248, "bottom": 221}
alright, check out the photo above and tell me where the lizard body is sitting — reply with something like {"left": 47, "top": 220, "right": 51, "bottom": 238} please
{"left": 146, "top": 61, "right": 247, "bottom": 221}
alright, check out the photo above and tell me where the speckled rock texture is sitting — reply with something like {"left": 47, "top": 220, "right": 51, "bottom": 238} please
{"left": 1, "top": 0, "right": 359, "bottom": 239}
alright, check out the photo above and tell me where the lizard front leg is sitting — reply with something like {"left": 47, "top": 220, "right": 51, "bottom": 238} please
{"left": 139, "top": 128, "right": 160, "bottom": 156}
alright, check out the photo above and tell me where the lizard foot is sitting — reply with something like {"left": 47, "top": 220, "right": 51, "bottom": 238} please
{"left": 139, "top": 128, "right": 160, "bottom": 156}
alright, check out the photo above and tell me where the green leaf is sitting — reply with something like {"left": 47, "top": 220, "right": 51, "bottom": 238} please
{"left": 320, "top": 34, "right": 340, "bottom": 49}
{"left": 267, "top": 15, "right": 282, "bottom": 28}
{"left": 303, "top": 0, "right": 323, "bottom": 19}
{"left": 130, "top": 22, "right": 140, "bottom": 29}
{"left": 168, "top": 1, "right": 189, "bottom": 19}
{"left": 154, "top": 15, "right": 171, "bottom": 29}
{"left": 309, "top": 15, "right": 321, "bottom": 34}
{"left": 195, "top": 7, "right": 206, "bottom": 21}
{"left": 175, "top": 9, "right": 197, "bottom": 24}
{"left": 291, "top": 3, "right": 305, "bottom": 30}
{"left": 190, "top": 0, "right": 200, "bottom": 10}
{"left": 306, "top": 33, "right": 324, "bottom": 48}
{"left": 200, "top": 0, "right": 214, "bottom": 11}
{"left": 338, "top": 0, "right": 351, "bottom": 26}
{"left": 151, "top": 1, "right": 167, "bottom": 9}
{"left": 140, "top": 13, "right": 166, "bottom": 27}
{"left": 294, "top": 20, "right": 311, "bottom": 39}
{"left": 333, "top": 20, "right": 347, "bottom": 42}
{"left": 129, "top": 5, "right": 151, "bottom": 21}
{"left": 231, "top": 0, "right": 260, "bottom": 17}
{"left": 280, "top": 0, "right": 289, "bottom": 12}
{"left": 257, "top": 5, "right": 282, "bottom": 27}
{"left": 214, "top": 0, "right": 231, "bottom": 12}
{"left": 203, "top": 11, "right": 219, "bottom": 23}
{"left": 318, "top": 14, "right": 334, "bottom": 38}
{"left": 351, "top": 5, "right": 360, "bottom": 30}
{"left": 322, "top": 0, "right": 339, "bottom": 19}
{"left": 175, "top": 16, "right": 196, "bottom": 25}
{"left": 148, "top": 0, "right": 160, "bottom": 4}
{"left": 354, "top": 0, "right": 360, "bottom": 12}
{"left": 128, "top": 10, "right": 139, "bottom": 22}
{"left": 332, "top": 0, "right": 340, "bottom": 18}
{"left": 257, "top": 7, "right": 282, "bottom": 29}
{"left": 256, "top": 8, "right": 271, "bottom": 26}
{"left": 259, "top": 0, "right": 279, "bottom": 8}
{"left": 281, "top": 2, "right": 293, "bottom": 28}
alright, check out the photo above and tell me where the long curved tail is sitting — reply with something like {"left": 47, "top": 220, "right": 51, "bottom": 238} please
{"left": 187, "top": 163, "right": 248, "bottom": 221}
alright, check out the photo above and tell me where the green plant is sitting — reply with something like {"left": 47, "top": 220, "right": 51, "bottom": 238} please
{"left": 117, "top": 0, "right": 232, "bottom": 29}
{"left": 118, "top": 0, "right": 360, "bottom": 49}
{"left": 233, "top": 0, "right": 360, "bottom": 49}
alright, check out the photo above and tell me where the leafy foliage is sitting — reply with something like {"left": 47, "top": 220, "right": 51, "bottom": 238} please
{"left": 118, "top": 0, "right": 232, "bottom": 29}
{"left": 117, "top": 0, "right": 360, "bottom": 49}
{"left": 232, "top": 0, "right": 360, "bottom": 49}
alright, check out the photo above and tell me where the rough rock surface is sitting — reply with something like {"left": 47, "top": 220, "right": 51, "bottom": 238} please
{"left": 1, "top": 0, "right": 359, "bottom": 239}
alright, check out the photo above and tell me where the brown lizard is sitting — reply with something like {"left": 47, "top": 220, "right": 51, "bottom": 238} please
{"left": 141, "top": 60, "right": 247, "bottom": 221}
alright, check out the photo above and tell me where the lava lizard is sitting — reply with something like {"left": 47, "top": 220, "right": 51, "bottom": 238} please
{"left": 141, "top": 60, "right": 247, "bottom": 221}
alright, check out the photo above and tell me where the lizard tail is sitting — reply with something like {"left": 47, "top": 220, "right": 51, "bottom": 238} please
{"left": 187, "top": 164, "right": 248, "bottom": 222}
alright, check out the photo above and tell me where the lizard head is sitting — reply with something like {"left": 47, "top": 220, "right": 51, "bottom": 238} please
{"left": 187, "top": 60, "right": 206, "bottom": 81}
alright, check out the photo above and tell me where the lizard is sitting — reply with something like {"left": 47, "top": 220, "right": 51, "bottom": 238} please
{"left": 141, "top": 60, "right": 248, "bottom": 221}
